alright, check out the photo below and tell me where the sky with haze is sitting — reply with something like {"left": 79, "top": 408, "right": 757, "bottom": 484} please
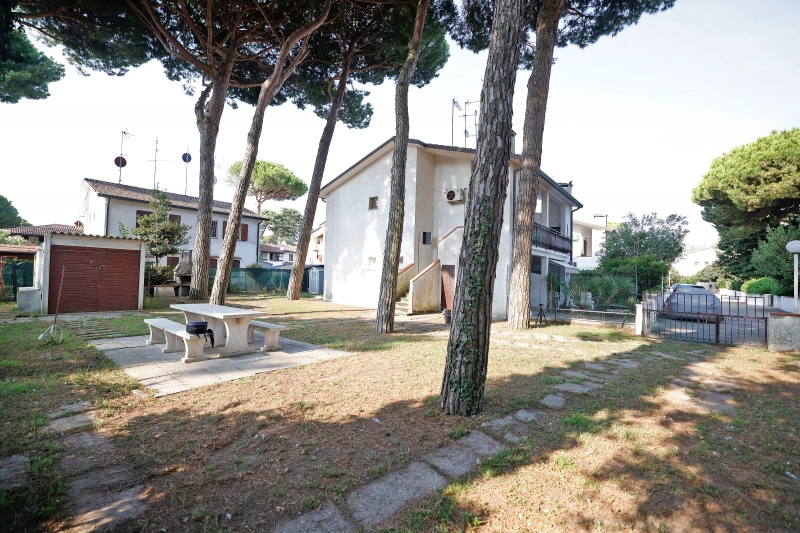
{"left": 1, "top": 0, "right": 799, "bottom": 247}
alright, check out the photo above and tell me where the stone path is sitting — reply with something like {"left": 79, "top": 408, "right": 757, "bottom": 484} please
{"left": 93, "top": 334, "right": 349, "bottom": 397}
{"left": 276, "top": 430, "right": 505, "bottom": 532}
{"left": 0, "top": 401, "right": 150, "bottom": 531}
{"left": 60, "top": 317, "right": 122, "bottom": 341}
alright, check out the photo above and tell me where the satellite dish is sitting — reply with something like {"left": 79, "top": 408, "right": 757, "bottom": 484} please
{"left": 114, "top": 156, "right": 127, "bottom": 168}
{"left": 182, "top": 152, "right": 192, "bottom": 163}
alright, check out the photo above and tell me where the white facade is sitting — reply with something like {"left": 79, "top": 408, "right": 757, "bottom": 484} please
{"left": 572, "top": 220, "right": 614, "bottom": 270}
{"left": 674, "top": 248, "right": 720, "bottom": 276}
{"left": 79, "top": 180, "right": 261, "bottom": 266}
{"left": 321, "top": 139, "right": 582, "bottom": 318}
{"left": 306, "top": 223, "right": 326, "bottom": 266}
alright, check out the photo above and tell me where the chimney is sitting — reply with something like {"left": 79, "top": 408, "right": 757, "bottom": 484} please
{"left": 510, "top": 130, "right": 517, "bottom": 154}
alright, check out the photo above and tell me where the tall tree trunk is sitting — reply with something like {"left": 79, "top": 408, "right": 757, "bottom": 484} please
{"left": 439, "top": 0, "right": 524, "bottom": 416}
{"left": 375, "top": 0, "right": 430, "bottom": 333}
{"left": 189, "top": 67, "right": 233, "bottom": 300}
{"left": 286, "top": 59, "right": 351, "bottom": 300}
{"left": 210, "top": 1, "right": 331, "bottom": 305}
{"left": 507, "top": 0, "right": 563, "bottom": 328}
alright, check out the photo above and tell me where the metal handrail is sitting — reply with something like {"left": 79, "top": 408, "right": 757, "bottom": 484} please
{"left": 532, "top": 223, "right": 571, "bottom": 255}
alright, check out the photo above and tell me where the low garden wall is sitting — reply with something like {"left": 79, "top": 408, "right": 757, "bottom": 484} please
{"left": 409, "top": 260, "right": 440, "bottom": 314}
{"left": 767, "top": 312, "right": 800, "bottom": 352}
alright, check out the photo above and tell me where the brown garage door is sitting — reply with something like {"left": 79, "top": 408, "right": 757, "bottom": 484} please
{"left": 48, "top": 245, "right": 140, "bottom": 313}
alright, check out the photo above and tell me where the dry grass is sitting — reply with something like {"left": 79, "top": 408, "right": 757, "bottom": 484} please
{"left": 1, "top": 294, "right": 798, "bottom": 532}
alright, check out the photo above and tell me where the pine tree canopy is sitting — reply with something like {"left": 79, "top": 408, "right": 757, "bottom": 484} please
{"left": 0, "top": 30, "right": 64, "bottom": 103}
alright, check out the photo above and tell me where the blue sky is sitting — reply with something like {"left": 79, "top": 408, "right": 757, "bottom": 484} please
{"left": 1, "top": 0, "right": 798, "bottom": 246}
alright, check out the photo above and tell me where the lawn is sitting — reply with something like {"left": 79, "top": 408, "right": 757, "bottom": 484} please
{"left": 0, "top": 294, "right": 798, "bottom": 532}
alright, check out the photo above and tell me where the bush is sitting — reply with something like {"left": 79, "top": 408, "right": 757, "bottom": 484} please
{"left": 741, "top": 277, "right": 784, "bottom": 295}
{"left": 244, "top": 262, "right": 263, "bottom": 269}
{"left": 146, "top": 264, "right": 174, "bottom": 286}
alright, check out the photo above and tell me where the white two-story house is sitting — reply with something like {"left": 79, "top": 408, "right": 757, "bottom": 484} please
{"left": 320, "top": 138, "right": 583, "bottom": 319}
{"left": 572, "top": 219, "right": 615, "bottom": 270}
{"left": 79, "top": 179, "right": 263, "bottom": 267}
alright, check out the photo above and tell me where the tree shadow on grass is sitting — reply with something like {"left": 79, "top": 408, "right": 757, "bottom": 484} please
{"left": 393, "top": 342, "right": 800, "bottom": 532}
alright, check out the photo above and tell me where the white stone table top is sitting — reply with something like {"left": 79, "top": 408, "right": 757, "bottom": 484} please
{"left": 170, "top": 303, "right": 263, "bottom": 319}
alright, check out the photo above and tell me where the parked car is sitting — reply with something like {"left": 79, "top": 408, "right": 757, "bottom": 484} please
{"left": 666, "top": 285, "right": 721, "bottom": 321}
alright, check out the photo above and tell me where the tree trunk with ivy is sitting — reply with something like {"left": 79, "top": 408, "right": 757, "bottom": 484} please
{"left": 440, "top": 0, "right": 524, "bottom": 416}
{"left": 375, "top": 0, "right": 430, "bottom": 333}
{"left": 189, "top": 65, "right": 233, "bottom": 301}
{"left": 287, "top": 60, "right": 352, "bottom": 301}
{"left": 507, "top": 0, "right": 563, "bottom": 329}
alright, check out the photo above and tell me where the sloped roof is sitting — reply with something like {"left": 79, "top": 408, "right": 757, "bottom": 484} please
{"left": 260, "top": 243, "right": 297, "bottom": 254}
{"left": 0, "top": 244, "right": 37, "bottom": 255}
{"left": 8, "top": 224, "right": 83, "bottom": 236}
{"left": 84, "top": 179, "right": 262, "bottom": 218}
{"left": 319, "top": 138, "right": 583, "bottom": 208}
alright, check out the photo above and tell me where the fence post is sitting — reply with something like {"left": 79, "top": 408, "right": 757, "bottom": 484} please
{"left": 715, "top": 314, "right": 721, "bottom": 344}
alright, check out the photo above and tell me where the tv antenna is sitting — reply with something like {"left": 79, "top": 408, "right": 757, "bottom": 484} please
{"left": 451, "top": 99, "right": 462, "bottom": 146}
{"left": 462, "top": 100, "right": 479, "bottom": 148}
{"left": 148, "top": 138, "right": 168, "bottom": 189}
{"left": 115, "top": 130, "right": 133, "bottom": 183}
{"left": 182, "top": 149, "right": 192, "bottom": 195}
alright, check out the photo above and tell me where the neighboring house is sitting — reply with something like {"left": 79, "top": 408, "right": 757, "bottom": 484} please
{"left": 79, "top": 179, "right": 263, "bottom": 267}
{"left": 673, "top": 247, "right": 721, "bottom": 277}
{"left": 260, "top": 243, "right": 297, "bottom": 265}
{"left": 8, "top": 223, "right": 83, "bottom": 244}
{"left": 0, "top": 243, "right": 37, "bottom": 260}
{"left": 307, "top": 222, "right": 325, "bottom": 266}
{"left": 320, "top": 138, "right": 583, "bottom": 318}
{"left": 572, "top": 220, "right": 615, "bottom": 270}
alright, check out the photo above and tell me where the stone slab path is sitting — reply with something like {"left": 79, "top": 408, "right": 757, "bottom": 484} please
{"left": 277, "top": 430, "right": 505, "bottom": 532}
{"left": 93, "top": 334, "right": 349, "bottom": 397}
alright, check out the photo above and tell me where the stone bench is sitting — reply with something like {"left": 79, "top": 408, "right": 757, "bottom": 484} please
{"left": 144, "top": 318, "right": 206, "bottom": 362}
{"left": 247, "top": 320, "right": 288, "bottom": 352}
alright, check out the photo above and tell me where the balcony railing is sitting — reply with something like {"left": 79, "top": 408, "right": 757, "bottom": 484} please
{"left": 532, "top": 223, "right": 571, "bottom": 255}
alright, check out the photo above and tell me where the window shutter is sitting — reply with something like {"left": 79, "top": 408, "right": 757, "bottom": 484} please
{"left": 232, "top": 259, "right": 240, "bottom": 268}
{"left": 223, "top": 221, "right": 227, "bottom": 236}
{"left": 240, "top": 223, "right": 248, "bottom": 242}
{"left": 168, "top": 214, "right": 181, "bottom": 223}
{"left": 135, "top": 210, "right": 152, "bottom": 228}
{"left": 167, "top": 256, "right": 179, "bottom": 267}
{"left": 209, "top": 258, "right": 217, "bottom": 268}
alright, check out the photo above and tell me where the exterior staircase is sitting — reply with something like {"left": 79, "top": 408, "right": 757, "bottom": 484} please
{"left": 395, "top": 293, "right": 410, "bottom": 316}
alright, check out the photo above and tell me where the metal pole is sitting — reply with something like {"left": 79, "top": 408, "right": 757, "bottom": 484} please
{"left": 795, "top": 253, "right": 798, "bottom": 314}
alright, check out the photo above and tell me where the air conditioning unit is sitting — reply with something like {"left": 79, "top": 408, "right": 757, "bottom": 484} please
{"left": 444, "top": 188, "right": 465, "bottom": 204}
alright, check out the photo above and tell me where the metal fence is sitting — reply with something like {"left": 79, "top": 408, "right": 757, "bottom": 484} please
{"left": 644, "top": 291, "right": 767, "bottom": 347}
{"left": 209, "top": 267, "right": 307, "bottom": 294}
{"left": 550, "top": 268, "right": 639, "bottom": 326}
{"left": 0, "top": 259, "right": 34, "bottom": 302}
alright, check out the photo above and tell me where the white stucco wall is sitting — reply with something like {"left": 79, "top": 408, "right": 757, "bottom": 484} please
{"left": 78, "top": 182, "right": 108, "bottom": 236}
{"left": 100, "top": 198, "right": 259, "bottom": 264}
{"left": 323, "top": 148, "right": 416, "bottom": 307}
{"left": 414, "top": 148, "right": 436, "bottom": 273}
{"left": 674, "top": 248, "right": 720, "bottom": 276}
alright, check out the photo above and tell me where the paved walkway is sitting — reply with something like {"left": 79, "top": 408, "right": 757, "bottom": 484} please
{"left": 92, "top": 334, "right": 349, "bottom": 397}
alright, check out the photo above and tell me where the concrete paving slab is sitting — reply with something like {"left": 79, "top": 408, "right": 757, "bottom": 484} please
{"left": 533, "top": 333, "right": 549, "bottom": 342}
{"left": 68, "top": 467, "right": 136, "bottom": 493}
{"left": 503, "top": 432, "right": 521, "bottom": 443}
{"left": 64, "top": 485, "right": 148, "bottom": 533}
{"left": 48, "top": 401, "right": 92, "bottom": 419}
{"left": 46, "top": 411, "right": 97, "bottom": 433}
{"left": 606, "top": 359, "right": 641, "bottom": 369}
{"left": 650, "top": 351, "right": 678, "bottom": 360}
{"left": 346, "top": 461, "right": 448, "bottom": 528}
{"left": 584, "top": 362, "right": 607, "bottom": 372}
{"left": 276, "top": 503, "right": 355, "bottom": 533}
{"left": 423, "top": 444, "right": 481, "bottom": 478}
{"left": 61, "top": 434, "right": 114, "bottom": 477}
{"left": 561, "top": 370, "right": 596, "bottom": 381}
{"left": 513, "top": 409, "right": 545, "bottom": 423}
{"left": 124, "top": 363, "right": 170, "bottom": 380}
{"left": 480, "top": 415, "right": 515, "bottom": 428}
{"left": 693, "top": 390, "right": 737, "bottom": 414}
{"left": 541, "top": 394, "right": 566, "bottom": 408}
{"left": 0, "top": 454, "right": 29, "bottom": 491}
{"left": 554, "top": 382, "right": 600, "bottom": 394}
{"left": 456, "top": 430, "right": 505, "bottom": 456}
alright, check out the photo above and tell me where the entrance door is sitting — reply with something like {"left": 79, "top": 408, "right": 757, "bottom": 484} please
{"left": 441, "top": 265, "right": 456, "bottom": 310}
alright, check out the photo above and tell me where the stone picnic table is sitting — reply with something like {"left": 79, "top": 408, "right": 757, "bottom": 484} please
{"left": 170, "top": 303, "right": 263, "bottom": 357}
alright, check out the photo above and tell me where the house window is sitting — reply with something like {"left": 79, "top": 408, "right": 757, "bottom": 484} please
{"left": 704, "top": 261, "right": 710, "bottom": 265}
{"left": 211, "top": 221, "right": 218, "bottom": 238}
{"left": 583, "top": 238, "right": 588, "bottom": 257}
{"left": 695, "top": 261, "right": 699, "bottom": 265}
{"left": 368, "top": 197, "right": 378, "bottom": 210}
{"left": 288, "top": 254, "right": 293, "bottom": 261}
{"left": 422, "top": 232, "right": 432, "bottom": 245}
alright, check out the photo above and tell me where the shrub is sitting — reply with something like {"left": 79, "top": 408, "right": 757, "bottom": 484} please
{"left": 146, "top": 264, "right": 174, "bottom": 286}
{"left": 741, "top": 277, "right": 784, "bottom": 295}
{"left": 244, "top": 262, "right": 262, "bottom": 269}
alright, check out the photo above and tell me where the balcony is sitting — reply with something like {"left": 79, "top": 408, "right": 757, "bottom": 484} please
{"left": 532, "top": 223, "right": 571, "bottom": 255}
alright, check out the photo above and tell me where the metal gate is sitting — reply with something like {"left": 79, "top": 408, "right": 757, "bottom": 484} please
{"left": 644, "top": 292, "right": 767, "bottom": 347}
